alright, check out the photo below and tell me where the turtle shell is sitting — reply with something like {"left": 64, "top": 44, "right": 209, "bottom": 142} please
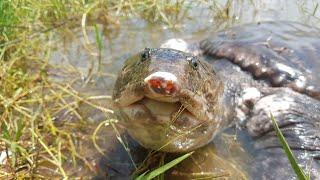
{"left": 200, "top": 21, "right": 320, "bottom": 99}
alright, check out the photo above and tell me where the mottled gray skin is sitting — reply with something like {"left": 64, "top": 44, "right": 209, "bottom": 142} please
{"left": 198, "top": 21, "right": 320, "bottom": 179}
{"left": 112, "top": 21, "right": 320, "bottom": 179}
{"left": 200, "top": 21, "right": 320, "bottom": 99}
{"left": 207, "top": 59, "right": 320, "bottom": 179}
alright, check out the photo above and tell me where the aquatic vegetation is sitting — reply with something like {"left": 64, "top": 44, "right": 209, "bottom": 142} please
{"left": 0, "top": 0, "right": 190, "bottom": 178}
{"left": 135, "top": 152, "right": 193, "bottom": 180}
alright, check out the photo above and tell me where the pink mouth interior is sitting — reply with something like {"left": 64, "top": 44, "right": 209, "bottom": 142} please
{"left": 147, "top": 77, "right": 177, "bottom": 95}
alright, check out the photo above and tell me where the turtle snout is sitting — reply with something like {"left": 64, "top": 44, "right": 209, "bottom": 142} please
{"left": 144, "top": 71, "right": 180, "bottom": 97}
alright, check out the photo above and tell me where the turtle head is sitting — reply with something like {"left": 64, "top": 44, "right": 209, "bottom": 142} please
{"left": 112, "top": 48, "right": 224, "bottom": 152}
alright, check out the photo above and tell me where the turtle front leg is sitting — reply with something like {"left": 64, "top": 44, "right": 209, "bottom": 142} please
{"left": 244, "top": 88, "right": 320, "bottom": 179}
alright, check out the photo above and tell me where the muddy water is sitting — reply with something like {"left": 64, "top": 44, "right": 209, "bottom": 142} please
{"left": 49, "top": 0, "right": 320, "bottom": 179}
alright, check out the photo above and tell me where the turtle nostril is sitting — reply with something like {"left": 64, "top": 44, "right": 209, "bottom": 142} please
{"left": 144, "top": 72, "right": 179, "bottom": 95}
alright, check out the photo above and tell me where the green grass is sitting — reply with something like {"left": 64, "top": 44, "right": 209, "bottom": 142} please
{"left": 270, "top": 114, "right": 310, "bottom": 180}
{"left": 0, "top": 0, "right": 189, "bottom": 178}
{"left": 135, "top": 152, "right": 193, "bottom": 180}
{"left": 0, "top": 0, "right": 18, "bottom": 39}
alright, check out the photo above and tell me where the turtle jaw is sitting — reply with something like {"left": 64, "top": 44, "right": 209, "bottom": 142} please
{"left": 115, "top": 96, "right": 216, "bottom": 152}
{"left": 113, "top": 82, "right": 216, "bottom": 152}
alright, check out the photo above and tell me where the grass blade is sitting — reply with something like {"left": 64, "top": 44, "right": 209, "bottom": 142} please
{"left": 135, "top": 151, "right": 193, "bottom": 180}
{"left": 270, "top": 113, "right": 309, "bottom": 180}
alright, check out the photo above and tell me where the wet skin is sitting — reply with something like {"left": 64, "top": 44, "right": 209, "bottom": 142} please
{"left": 112, "top": 21, "right": 320, "bottom": 179}
{"left": 201, "top": 21, "right": 320, "bottom": 99}
{"left": 113, "top": 48, "right": 226, "bottom": 152}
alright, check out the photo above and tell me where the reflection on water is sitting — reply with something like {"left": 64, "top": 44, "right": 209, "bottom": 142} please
{"left": 48, "top": 0, "right": 320, "bottom": 178}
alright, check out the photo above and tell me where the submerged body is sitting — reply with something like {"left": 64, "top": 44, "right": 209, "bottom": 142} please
{"left": 112, "top": 21, "right": 320, "bottom": 179}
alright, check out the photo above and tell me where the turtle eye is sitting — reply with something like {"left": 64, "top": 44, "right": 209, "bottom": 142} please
{"left": 189, "top": 57, "right": 199, "bottom": 70}
{"left": 141, "top": 48, "right": 151, "bottom": 62}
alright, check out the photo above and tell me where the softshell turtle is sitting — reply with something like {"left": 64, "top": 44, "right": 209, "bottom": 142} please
{"left": 112, "top": 21, "right": 320, "bottom": 179}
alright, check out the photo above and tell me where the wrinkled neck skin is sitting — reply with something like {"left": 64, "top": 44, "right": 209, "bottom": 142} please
{"left": 218, "top": 83, "right": 238, "bottom": 127}
{"left": 210, "top": 57, "right": 270, "bottom": 125}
